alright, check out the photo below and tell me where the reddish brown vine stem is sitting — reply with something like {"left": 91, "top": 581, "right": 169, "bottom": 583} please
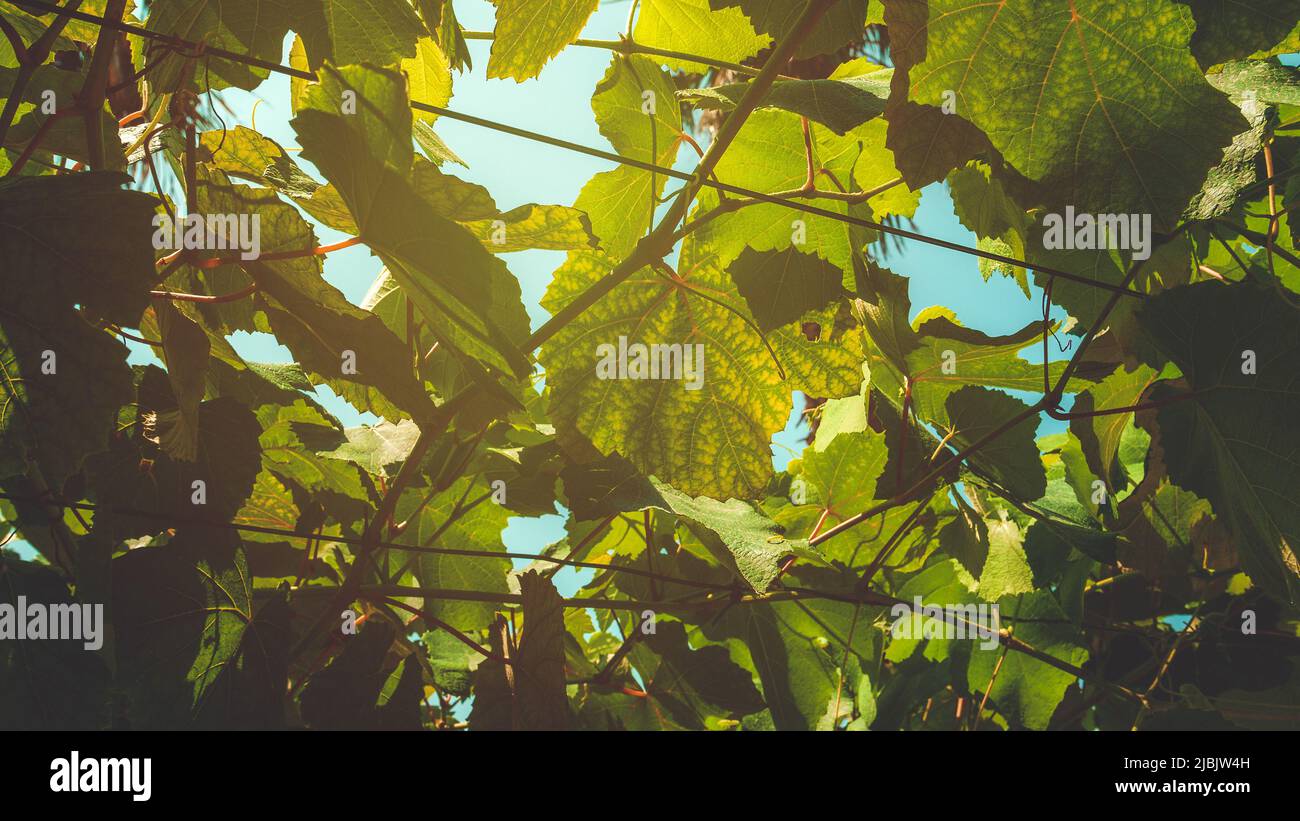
{"left": 0, "top": 14, "right": 25, "bottom": 62}
{"left": 154, "top": 236, "right": 362, "bottom": 270}
{"left": 78, "top": 0, "right": 127, "bottom": 171}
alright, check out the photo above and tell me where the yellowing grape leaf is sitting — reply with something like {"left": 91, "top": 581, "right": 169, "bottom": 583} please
{"left": 540, "top": 236, "right": 861, "bottom": 500}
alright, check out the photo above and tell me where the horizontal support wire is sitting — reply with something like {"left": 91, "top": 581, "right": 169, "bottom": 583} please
{"left": 9, "top": 0, "right": 1145, "bottom": 299}
{"left": 0, "top": 491, "right": 732, "bottom": 592}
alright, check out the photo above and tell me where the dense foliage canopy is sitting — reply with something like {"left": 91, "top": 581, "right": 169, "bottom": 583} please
{"left": 1, "top": 0, "right": 1299, "bottom": 731}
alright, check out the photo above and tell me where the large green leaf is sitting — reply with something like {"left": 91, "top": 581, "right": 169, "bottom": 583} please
{"left": 194, "top": 168, "right": 438, "bottom": 421}
{"left": 144, "top": 0, "right": 292, "bottom": 91}
{"left": 0, "top": 552, "right": 111, "bottom": 729}
{"left": 650, "top": 478, "right": 798, "bottom": 592}
{"left": 200, "top": 126, "right": 356, "bottom": 234}
{"left": 860, "top": 265, "right": 1074, "bottom": 432}
{"left": 899, "top": 0, "right": 1246, "bottom": 230}
{"left": 112, "top": 528, "right": 256, "bottom": 728}
{"left": 582, "top": 620, "right": 765, "bottom": 729}
{"left": 966, "top": 591, "right": 1088, "bottom": 729}
{"left": 0, "top": 65, "right": 125, "bottom": 168}
{"left": 294, "top": 0, "right": 426, "bottom": 71}
{"left": 291, "top": 63, "right": 532, "bottom": 378}
{"left": 1069, "top": 362, "right": 1159, "bottom": 489}
{"left": 728, "top": 245, "right": 845, "bottom": 332}
{"left": 1136, "top": 279, "right": 1300, "bottom": 601}
{"left": 945, "top": 386, "right": 1046, "bottom": 503}
{"left": 692, "top": 109, "right": 909, "bottom": 276}
{"left": 700, "top": 565, "right": 878, "bottom": 730}
{"left": 469, "top": 572, "right": 570, "bottom": 729}
{"left": 300, "top": 620, "right": 422, "bottom": 729}
{"left": 801, "top": 427, "right": 889, "bottom": 519}
{"left": 0, "top": 173, "right": 154, "bottom": 488}
{"left": 87, "top": 368, "right": 264, "bottom": 539}
{"left": 558, "top": 454, "right": 804, "bottom": 592}
{"left": 540, "top": 236, "right": 861, "bottom": 500}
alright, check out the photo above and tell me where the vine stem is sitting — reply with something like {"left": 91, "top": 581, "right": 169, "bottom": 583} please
{"left": 593, "top": 616, "right": 643, "bottom": 684}
{"left": 414, "top": 99, "right": 1146, "bottom": 300}
{"left": 0, "top": 14, "right": 25, "bottom": 62}
{"left": 77, "top": 0, "right": 127, "bottom": 171}
{"left": 0, "top": 490, "right": 730, "bottom": 593}
{"left": 359, "top": 583, "right": 894, "bottom": 612}
{"left": 667, "top": 175, "right": 907, "bottom": 244}
{"left": 154, "top": 236, "right": 362, "bottom": 270}
{"left": 371, "top": 596, "right": 511, "bottom": 667}
{"left": 858, "top": 493, "right": 932, "bottom": 586}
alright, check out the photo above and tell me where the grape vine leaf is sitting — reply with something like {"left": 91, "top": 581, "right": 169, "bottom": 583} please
{"left": 300, "top": 620, "right": 420, "bottom": 729}
{"left": 1069, "top": 363, "right": 1159, "bottom": 488}
{"left": 294, "top": 0, "right": 426, "bottom": 71}
{"left": 728, "top": 245, "right": 845, "bottom": 332}
{"left": 966, "top": 591, "right": 1088, "bottom": 730}
{"left": 0, "top": 173, "right": 154, "bottom": 488}
{"left": 321, "top": 419, "right": 422, "bottom": 476}
{"left": 465, "top": 574, "right": 568, "bottom": 730}
{"left": 144, "top": 0, "right": 291, "bottom": 91}
{"left": 512, "top": 571, "right": 571, "bottom": 730}
{"left": 540, "top": 235, "right": 861, "bottom": 500}
{"left": 945, "top": 386, "right": 1047, "bottom": 503}
{"left": 291, "top": 62, "right": 532, "bottom": 379}
{"left": 582, "top": 620, "right": 765, "bottom": 729}
{"left": 699, "top": 565, "right": 878, "bottom": 730}
{"left": 801, "top": 427, "right": 889, "bottom": 517}
{"left": 559, "top": 454, "right": 803, "bottom": 592}
{"left": 899, "top": 0, "right": 1247, "bottom": 231}
{"left": 87, "top": 368, "right": 264, "bottom": 539}
{"left": 193, "top": 169, "right": 438, "bottom": 421}
{"left": 1136, "top": 279, "right": 1300, "bottom": 601}
{"left": 679, "top": 72, "right": 890, "bottom": 135}
{"left": 402, "top": 35, "right": 453, "bottom": 119}
{"left": 0, "top": 64, "right": 125, "bottom": 168}
{"left": 1182, "top": 0, "right": 1300, "bottom": 67}
{"left": 112, "top": 528, "right": 255, "bottom": 728}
